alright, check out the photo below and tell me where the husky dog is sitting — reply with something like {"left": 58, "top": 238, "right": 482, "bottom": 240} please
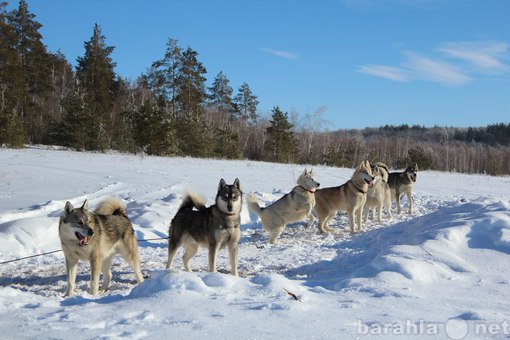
{"left": 313, "top": 161, "right": 374, "bottom": 234}
{"left": 388, "top": 164, "right": 418, "bottom": 214}
{"left": 364, "top": 162, "right": 392, "bottom": 222}
{"left": 247, "top": 168, "right": 320, "bottom": 244}
{"left": 167, "top": 179, "right": 242, "bottom": 276}
{"left": 58, "top": 198, "right": 144, "bottom": 296}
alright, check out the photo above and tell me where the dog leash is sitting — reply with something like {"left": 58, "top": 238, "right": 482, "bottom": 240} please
{"left": 0, "top": 236, "right": 170, "bottom": 265}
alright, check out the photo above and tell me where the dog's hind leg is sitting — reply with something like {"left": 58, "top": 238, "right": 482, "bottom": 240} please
{"left": 64, "top": 256, "right": 78, "bottom": 297}
{"left": 167, "top": 240, "right": 181, "bottom": 269}
{"left": 182, "top": 243, "right": 199, "bottom": 272}
{"left": 268, "top": 226, "right": 284, "bottom": 244}
{"left": 121, "top": 244, "right": 144, "bottom": 284}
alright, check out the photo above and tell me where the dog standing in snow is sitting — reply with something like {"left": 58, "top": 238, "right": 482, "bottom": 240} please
{"left": 247, "top": 168, "right": 320, "bottom": 244}
{"left": 58, "top": 198, "right": 144, "bottom": 296}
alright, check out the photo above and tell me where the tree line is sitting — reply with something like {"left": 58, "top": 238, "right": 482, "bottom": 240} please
{"left": 1, "top": 1, "right": 508, "bottom": 175}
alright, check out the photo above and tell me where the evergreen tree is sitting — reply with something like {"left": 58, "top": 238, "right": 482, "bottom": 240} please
{"left": 146, "top": 38, "right": 182, "bottom": 115}
{"left": 233, "top": 82, "right": 258, "bottom": 124}
{"left": 174, "top": 46, "right": 209, "bottom": 156}
{"left": 208, "top": 71, "right": 234, "bottom": 125}
{"left": 7, "top": 0, "right": 52, "bottom": 142}
{"left": 0, "top": 2, "right": 24, "bottom": 145}
{"left": 265, "top": 106, "right": 299, "bottom": 163}
{"left": 175, "top": 46, "right": 207, "bottom": 119}
{"left": 131, "top": 101, "right": 178, "bottom": 156}
{"left": 75, "top": 23, "right": 118, "bottom": 150}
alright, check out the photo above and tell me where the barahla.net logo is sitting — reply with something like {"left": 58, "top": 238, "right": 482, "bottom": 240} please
{"left": 356, "top": 319, "right": 510, "bottom": 338}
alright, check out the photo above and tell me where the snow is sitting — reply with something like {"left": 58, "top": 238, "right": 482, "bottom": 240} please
{"left": 1, "top": 147, "right": 509, "bottom": 339}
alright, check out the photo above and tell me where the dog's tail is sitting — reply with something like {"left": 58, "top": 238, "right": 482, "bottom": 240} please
{"left": 374, "top": 162, "right": 390, "bottom": 182}
{"left": 246, "top": 194, "right": 264, "bottom": 216}
{"left": 178, "top": 191, "right": 207, "bottom": 212}
{"left": 95, "top": 197, "right": 128, "bottom": 218}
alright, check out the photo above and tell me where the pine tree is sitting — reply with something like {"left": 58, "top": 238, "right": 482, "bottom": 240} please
{"left": 175, "top": 46, "right": 207, "bottom": 119}
{"left": 0, "top": 2, "right": 24, "bottom": 145}
{"left": 174, "top": 46, "right": 209, "bottom": 156}
{"left": 7, "top": 0, "right": 52, "bottom": 143}
{"left": 146, "top": 38, "right": 182, "bottom": 115}
{"left": 265, "top": 106, "right": 299, "bottom": 163}
{"left": 233, "top": 82, "right": 258, "bottom": 124}
{"left": 208, "top": 71, "right": 234, "bottom": 125}
{"left": 75, "top": 23, "right": 118, "bottom": 150}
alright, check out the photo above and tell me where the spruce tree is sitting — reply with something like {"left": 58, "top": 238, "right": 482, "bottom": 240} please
{"left": 0, "top": 2, "right": 24, "bottom": 145}
{"left": 208, "top": 71, "right": 234, "bottom": 125}
{"left": 175, "top": 46, "right": 207, "bottom": 119}
{"left": 265, "top": 106, "right": 299, "bottom": 163}
{"left": 174, "top": 46, "right": 208, "bottom": 156}
{"left": 75, "top": 23, "right": 118, "bottom": 150}
{"left": 233, "top": 82, "right": 259, "bottom": 124}
{"left": 7, "top": 0, "right": 52, "bottom": 143}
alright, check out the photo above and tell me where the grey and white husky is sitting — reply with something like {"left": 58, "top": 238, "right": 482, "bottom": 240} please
{"left": 364, "top": 162, "right": 392, "bottom": 222}
{"left": 388, "top": 163, "right": 418, "bottom": 214}
{"left": 166, "top": 179, "right": 243, "bottom": 276}
{"left": 58, "top": 198, "right": 144, "bottom": 296}
{"left": 247, "top": 168, "right": 320, "bottom": 244}
{"left": 313, "top": 161, "right": 375, "bottom": 234}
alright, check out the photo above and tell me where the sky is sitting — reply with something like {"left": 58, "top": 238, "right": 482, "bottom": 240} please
{"left": 7, "top": 0, "right": 510, "bottom": 129}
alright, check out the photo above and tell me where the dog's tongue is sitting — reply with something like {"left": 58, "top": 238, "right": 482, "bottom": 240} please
{"left": 75, "top": 231, "right": 89, "bottom": 246}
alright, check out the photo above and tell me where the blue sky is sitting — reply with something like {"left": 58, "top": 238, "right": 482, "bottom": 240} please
{"left": 9, "top": 0, "right": 510, "bottom": 129}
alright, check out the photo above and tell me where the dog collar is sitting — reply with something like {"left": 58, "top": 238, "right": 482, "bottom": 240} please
{"left": 350, "top": 181, "right": 367, "bottom": 194}
{"left": 299, "top": 185, "right": 316, "bottom": 194}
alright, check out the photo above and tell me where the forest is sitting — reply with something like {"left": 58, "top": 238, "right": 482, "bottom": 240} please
{"left": 1, "top": 1, "right": 509, "bottom": 175}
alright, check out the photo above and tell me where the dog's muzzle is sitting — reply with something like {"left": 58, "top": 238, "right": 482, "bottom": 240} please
{"left": 75, "top": 228, "right": 93, "bottom": 246}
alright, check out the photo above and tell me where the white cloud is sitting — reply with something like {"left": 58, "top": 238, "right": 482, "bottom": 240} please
{"left": 403, "top": 52, "right": 472, "bottom": 86}
{"left": 438, "top": 41, "right": 510, "bottom": 74}
{"left": 359, "top": 40, "right": 509, "bottom": 87}
{"left": 260, "top": 48, "right": 299, "bottom": 60}
{"left": 358, "top": 65, "right": 409, "bottom": 82}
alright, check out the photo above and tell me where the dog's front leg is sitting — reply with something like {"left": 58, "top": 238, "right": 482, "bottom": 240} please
{"left": 64, "top": 256, "right": 78, "bottom": 297}
{"left": 208, "top": 242, "right": 221, "bottom": 272}
{"left": 348, "top": 210, "right": 356, "bottom": 233}
{"left": 227, "top": 242, "right": 239, "bottom": 276}
{"left": 306, "top": 208, "right": 315, "bottom": 228}
{"left": 407, "top": 190, "right": 413, "bottom": 214}
{"left": 395, "top": 189, "right": 402, "bottom": 214}
{"left": 89, "top": 255, "right": 102, "bottom": 296}
{"left": 356, "top": 207, "right": 363, "bottom": 232}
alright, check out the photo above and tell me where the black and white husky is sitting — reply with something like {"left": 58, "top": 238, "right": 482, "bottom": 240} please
{"left": 166, "top": 179, "right": 243, "bottom": 276}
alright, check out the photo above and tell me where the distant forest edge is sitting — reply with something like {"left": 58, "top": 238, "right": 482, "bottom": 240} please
{"left": 1, "top": 1, "right": 509, "bottom": 175}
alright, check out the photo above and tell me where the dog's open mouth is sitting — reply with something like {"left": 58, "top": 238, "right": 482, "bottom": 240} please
{"left": 75, "top": 231, "right": 89, "bottom": 246}
{"left": 365, "top": 179, "right": 374, "bottom": 187}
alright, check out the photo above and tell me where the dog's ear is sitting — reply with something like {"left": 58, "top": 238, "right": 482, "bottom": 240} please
{"left": 233, "top": 178, "right": 242, "bottom": 192}
{"left": 64, "top": 201, "right": 74, "bottom": 216}
{"left": 303, "top": 168, "right": 308, "bottom": 175}
{"left": 414, "top": 163, "right": 419, "bottom": 172}
{"left": 218, "top": 178, "right": 227, "bottom": 192}
{"left": 80, "top": 199, "right": 89, "bottom": 211}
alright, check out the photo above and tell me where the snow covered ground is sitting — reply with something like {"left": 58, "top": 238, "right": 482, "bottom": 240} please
{"left": 0, "top": 147, "right": 509, "bottom": 339}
